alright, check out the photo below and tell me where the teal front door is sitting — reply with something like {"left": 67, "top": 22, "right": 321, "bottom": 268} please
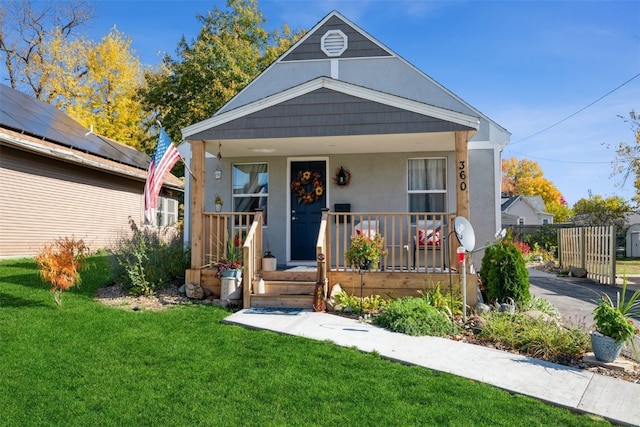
{"left": 290, "top": 160, "right": 326, "bottom": 261}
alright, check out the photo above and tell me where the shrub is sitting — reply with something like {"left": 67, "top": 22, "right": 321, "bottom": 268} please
{"left": 374, "top": 297, "right": 456, "bottom": 336}
{"left": 516, "top": 225, "right": 558, "bottom": 258}
{"left": 419, "top": 283, "right": 463, "bottom": 316}
{"left": 110, "top": 222, "right": 189, "bottom": 296}
{"left": 36, "top": 237, "right": 88, "bottom": 307}
{"left": 478, "top": 313, "right": 590, "bottom": 362}
{"left": 513, "top": 240, "right": 531, "bottom": 256}
{"left": 334, "top": 290, "right": 388, "bottom": 314}
{"left": 479, "top": 240, "right": 530, "bottom": 304}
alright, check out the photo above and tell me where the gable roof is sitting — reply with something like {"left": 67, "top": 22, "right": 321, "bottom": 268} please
{"left": 280, "top": 13, "right": 393, "bottom": 62}
{"left": 182, "top": 77, "right": 479, "bottom": 141}
{"left": 207, "top": 10, "right": 508, "bottom": 141}
{"left": 0, "top": 84, "right": 182, "bottom": 189}
{"left": 501, "top": 195, "right": 552, "bottom": 216}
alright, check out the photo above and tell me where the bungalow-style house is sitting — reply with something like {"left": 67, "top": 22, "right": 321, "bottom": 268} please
{"left": 501, "top": 194, "right": 553, "bottom": 227}
{"left": 0, "top": 84, "right": 183, "bottom": 258}
{"left": 180, "top": 11, "right": 510, "bottom": 309}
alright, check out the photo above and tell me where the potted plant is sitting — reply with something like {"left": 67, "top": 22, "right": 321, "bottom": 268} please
{"left": 215, "top": 194, "right": 223, "bottom": 212}
{"left": 214, "top": 236, "right": 243, "bottom": 278}
{"left": 214, "top": 236, "right": 244, "bottom": 299}
{"left": 345, "top": 233, "right": 387, "bottom": 271}
{"left": 591, "top": 279, "right": 640, "bottom": 362}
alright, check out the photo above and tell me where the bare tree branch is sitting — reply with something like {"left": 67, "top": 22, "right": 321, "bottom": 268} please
{"left": 0, "top": 0, "right": 95, "bottom": 97}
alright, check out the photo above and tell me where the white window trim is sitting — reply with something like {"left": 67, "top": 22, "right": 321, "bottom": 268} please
{"left": 151, "top": 195, "right": 178, "bottom": 228}
{"left": 407, "top": 157, "right": 447, "bottom": 211}
{"left": 232, "top": 162, "right": 269, "bottom": 224}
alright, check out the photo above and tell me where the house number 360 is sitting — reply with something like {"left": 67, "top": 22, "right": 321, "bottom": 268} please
{"left": 459, "top": 161, "right": 467, "bottom": 191}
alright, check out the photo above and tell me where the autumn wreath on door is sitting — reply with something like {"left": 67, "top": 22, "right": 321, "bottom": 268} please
{"left": 291, "top": 170, "right": 324, "bottom": 204}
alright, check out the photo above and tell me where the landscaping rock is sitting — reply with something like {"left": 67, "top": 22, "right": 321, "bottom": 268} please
{"left": 523, "top": 310, "right": 556, "bottom": 323}
{"left": 326, "top": 283, "right": 343, "bottom": 312}
{"left": 568, "top": 266, "right": 587, "bottom": 278}
{"left": 475, "top": 302, "right": 491, "bottom": 314}
{"left": 329, "top": 283, "right": 343, "bottom": 299}
{"left": 185, "top": 282, "right": 204, "bottom": 299}
{"left": 465, "top": 315, "right": 487, "bottom": 334}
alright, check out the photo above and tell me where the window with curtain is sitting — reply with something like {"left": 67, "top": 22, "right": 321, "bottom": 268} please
{"left": 232, "top": 163, "right": 268, "bottom": 224}
{"left": 407, "top": 158, "right": 447, "bottom": 212}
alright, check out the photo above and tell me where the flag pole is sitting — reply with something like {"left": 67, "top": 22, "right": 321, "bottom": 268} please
{"left": 178, "top": 149, "right": 196, "bottom": 180}
{"left": 155, "top": 120, "right": 196, "bottom": 180}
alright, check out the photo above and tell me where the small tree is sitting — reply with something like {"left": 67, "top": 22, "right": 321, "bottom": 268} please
{"left": 572, "top": 194, "right": 630, "bottom": 228}
{"left": 36, "top": 237, "right": 88, "bottom": 307}
{"left": 479, "top": 239, "right": 530, "bottom": 304}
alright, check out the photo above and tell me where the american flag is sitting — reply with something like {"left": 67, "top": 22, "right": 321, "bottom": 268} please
{"left": 144, "top": 129, "right": 181, "bottom": 223}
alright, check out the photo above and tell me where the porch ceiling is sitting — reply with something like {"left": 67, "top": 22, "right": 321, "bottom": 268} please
{"left": 203, "top": 131, "right": 466, "bottom": 158}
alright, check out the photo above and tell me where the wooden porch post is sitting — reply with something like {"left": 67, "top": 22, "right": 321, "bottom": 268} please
{"left": 454, "top": 131, "right": 470, "bottom": 220}
{"left": 454, "top": 131, "right": 470, "bottom": 267}
{"left": 190, "top": 140, "right": 205, "bottom": 270}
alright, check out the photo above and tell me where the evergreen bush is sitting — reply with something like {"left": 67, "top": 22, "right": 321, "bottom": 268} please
{"left": 479, "top": 240, "right": 530, "bottom": 304}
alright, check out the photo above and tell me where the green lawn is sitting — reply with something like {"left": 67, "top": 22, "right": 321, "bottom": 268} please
{"left": 0, "top": 256, "right": 610, "bottom": 426}
{"left": 617, "top": 259, "right": 640, "bottom": 275}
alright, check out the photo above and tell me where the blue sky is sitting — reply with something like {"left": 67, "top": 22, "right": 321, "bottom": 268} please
{"left": 86, "top": 1, "right": 640, "bottom": 206}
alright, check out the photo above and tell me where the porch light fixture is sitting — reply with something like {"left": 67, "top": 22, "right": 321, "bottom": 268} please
{"left": 333, "top": 166, "right": 351, "bottom": 187}
{"left": 215, "top": 142, "right": 223, "bottom": 179}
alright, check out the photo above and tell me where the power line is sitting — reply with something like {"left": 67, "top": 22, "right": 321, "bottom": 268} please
{"left": 509, "top": 72, "right": 640, "bottom": 146}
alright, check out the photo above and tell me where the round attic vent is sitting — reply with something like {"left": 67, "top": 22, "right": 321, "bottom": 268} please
{"left": 321, "top": 30, "right": 348, "bottom": 57}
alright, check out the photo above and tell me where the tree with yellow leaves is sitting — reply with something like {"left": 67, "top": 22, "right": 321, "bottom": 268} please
{"left": 44, "top": 28, "right": 149, "bottom": 150}
{"left": 502, "top": 157, "right": 572, "bottom": 222}
{"left": 0, "top": 0, "right": 94, "bottom": 98}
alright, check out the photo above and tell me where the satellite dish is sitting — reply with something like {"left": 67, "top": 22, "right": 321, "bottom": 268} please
{"left": 453, "top": 216, "right": 476, "bottom": 252}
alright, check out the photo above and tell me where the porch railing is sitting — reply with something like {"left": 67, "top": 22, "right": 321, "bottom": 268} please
{"left": 199, "top": 211, "right": 456, "bottom": 273}
{"left": 325, "top": 212, "right": 455, "bottom": 272}
{"left": 200, "top": 211, "right": 258, "bottom": 268}
{"left": 242, "top": 211, "right": 263, "bottom": 307}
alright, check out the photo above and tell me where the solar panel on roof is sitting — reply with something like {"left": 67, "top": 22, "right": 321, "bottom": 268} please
{"left": 0, "top": 84, "right": 150, "bottom": 169}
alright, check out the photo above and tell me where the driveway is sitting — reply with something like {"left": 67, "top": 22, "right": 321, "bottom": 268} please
{"left": 528, "top": 268, "right": 640, "bottom": 359}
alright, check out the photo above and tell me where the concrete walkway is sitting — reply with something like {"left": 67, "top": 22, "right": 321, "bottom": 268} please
{"left": 224, "top": 296, "right": 640, "bottom": 425}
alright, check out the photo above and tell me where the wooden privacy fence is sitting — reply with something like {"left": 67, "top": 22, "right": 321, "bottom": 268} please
{"left": 558, "top": 226, "right": 616, "bottom": 285}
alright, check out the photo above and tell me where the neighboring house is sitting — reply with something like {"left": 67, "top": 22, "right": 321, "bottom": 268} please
{"left": 179, "top": 11, "right": 510, "bottom": 307}
{"left": 501, "top": 194, "right": 553, "bottom": 226}
{"left": 622, "top": 212, "right": 640, "bottom": 258}
{"left": 0, "top": 84, "right": 183, "bottom": 258}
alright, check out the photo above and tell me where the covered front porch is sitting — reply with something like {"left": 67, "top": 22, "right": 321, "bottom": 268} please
{"left": 185, "top": 210, "right": 477, "bottom": 309}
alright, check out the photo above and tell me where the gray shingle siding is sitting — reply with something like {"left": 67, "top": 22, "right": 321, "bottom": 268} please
{"left": 189, "top": 88, "right": 475, "bottom": 140}
{"left": 282, "top": 16, "right": 392, "bottom": 61}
